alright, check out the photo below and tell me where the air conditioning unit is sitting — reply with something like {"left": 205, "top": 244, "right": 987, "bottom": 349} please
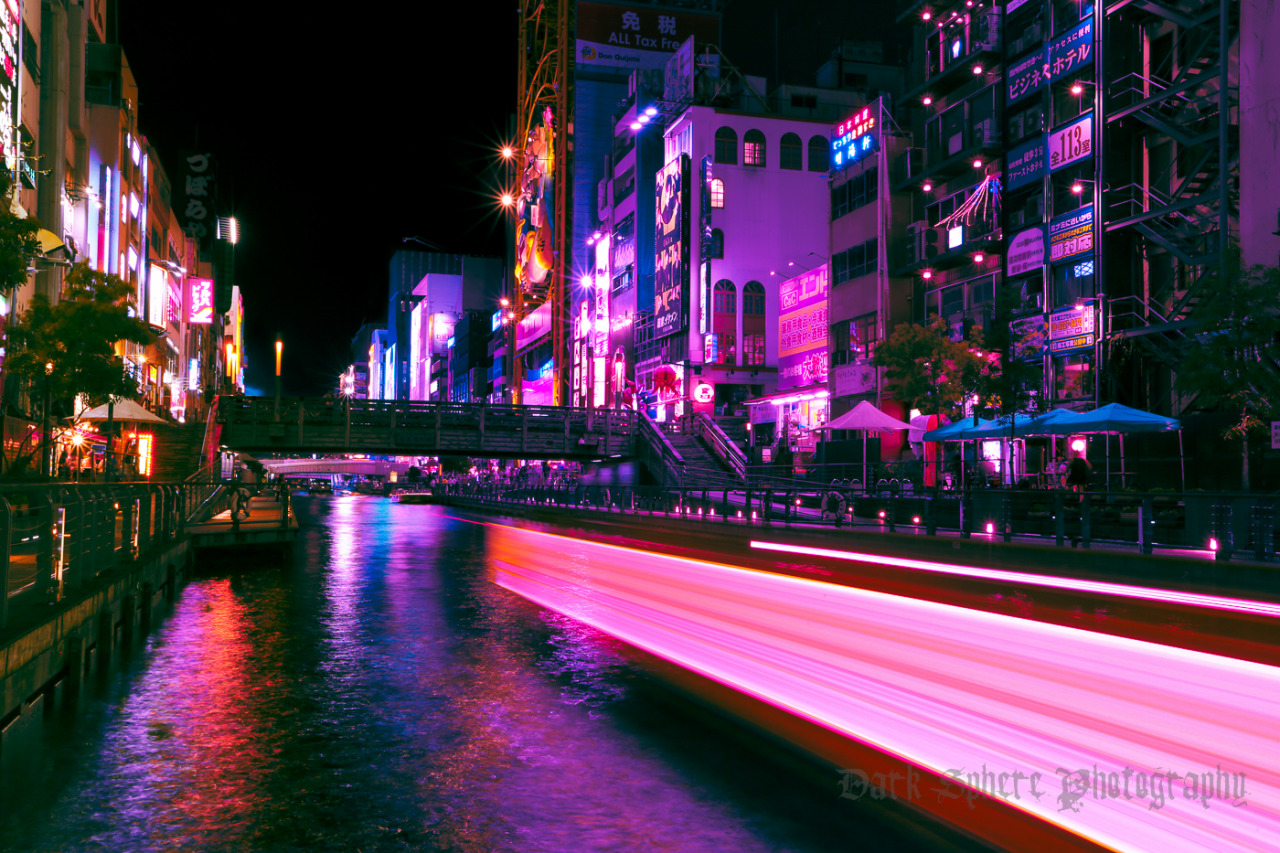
{"left": 906, "top": 222, "right": 941, "bottom": 265}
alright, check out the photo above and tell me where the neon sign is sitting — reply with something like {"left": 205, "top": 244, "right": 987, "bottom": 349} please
{"left": 831, "top": 103, "right": 880, "bottom": 171}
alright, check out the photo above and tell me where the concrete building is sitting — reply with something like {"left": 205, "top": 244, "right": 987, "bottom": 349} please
{"left": 633, "top": 43, "right": 863, "bottom": 424}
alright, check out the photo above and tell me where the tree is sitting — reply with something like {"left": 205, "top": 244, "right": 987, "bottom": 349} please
{"left": 872, "top": 317, "right": 994, "bottom": 421}
{"left": 1174, "top": 260, "right": 1280, "bottom": 489}
{"left": 5, "top": 262, "right": 155, "bottom": 475}
{"left": 0, "top": 171, "right": 40, "bottom": 300}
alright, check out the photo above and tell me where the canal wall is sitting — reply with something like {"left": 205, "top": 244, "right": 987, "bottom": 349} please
{"left": 0, "top": 540, "right": 191, "bottom": 775}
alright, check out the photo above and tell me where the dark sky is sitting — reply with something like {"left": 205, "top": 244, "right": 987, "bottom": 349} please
{"left": 118, "top": 1, "right": 891, "bottom": 396}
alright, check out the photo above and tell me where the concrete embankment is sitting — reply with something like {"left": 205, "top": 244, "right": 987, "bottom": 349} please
{"left": 0, "top": 540, "right": 191, "bottom": 773}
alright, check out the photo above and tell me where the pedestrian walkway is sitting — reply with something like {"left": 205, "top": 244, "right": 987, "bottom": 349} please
{"left": 186, "top": 494, "right": 298, "bottom": 550}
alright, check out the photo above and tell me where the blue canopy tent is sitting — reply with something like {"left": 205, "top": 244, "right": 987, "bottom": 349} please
{"left": 921, "top": 417, "right": 994, "bottom": 488}
{"left": 1034, "top": 403, "right": 1183, "bottom": 490}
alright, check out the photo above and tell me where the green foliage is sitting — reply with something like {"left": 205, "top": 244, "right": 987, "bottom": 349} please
{"left": 7, "top": 261, "right": 155, "bottom": 409}
{"left": 1174, "top": 261, "right": 1280, "bottom": 439}
{"left": 872, "top": 317, "right": 996, "bottom": 420}
{"left": 0, "top": 171, "right": 40, "bottom": 297}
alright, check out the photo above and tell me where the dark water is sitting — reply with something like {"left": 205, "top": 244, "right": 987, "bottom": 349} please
{"left": 0, "top": 496, "right": 984, "bottom": 852}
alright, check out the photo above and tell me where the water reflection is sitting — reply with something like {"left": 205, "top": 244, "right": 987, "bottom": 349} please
{"left": 1, "top": 497, "right": 978, "bottom": 852}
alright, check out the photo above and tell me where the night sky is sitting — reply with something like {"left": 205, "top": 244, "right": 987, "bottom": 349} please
{"left": 119, "top": 1, "right": 891, "bottom": 397}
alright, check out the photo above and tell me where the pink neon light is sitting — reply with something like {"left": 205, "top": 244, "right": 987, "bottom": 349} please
{"left": 749, "top": 540, "right": 1280, "bottom": 620}
{"left": 489, "top": 525, "right": 1280, "bottom": 852}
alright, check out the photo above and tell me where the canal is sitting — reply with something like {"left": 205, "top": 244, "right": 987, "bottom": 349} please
{"left": 0, "top": 495, "right": 984, "bottom": 852}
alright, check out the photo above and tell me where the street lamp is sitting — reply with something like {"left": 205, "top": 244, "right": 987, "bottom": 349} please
{"left": 275, "top": 338, "right": 283, "bottom": 420}
{"left": 41, "top": 361, "right": 53, "bottom": 477}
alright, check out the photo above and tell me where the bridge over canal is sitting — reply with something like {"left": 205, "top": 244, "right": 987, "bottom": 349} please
{"left": 218, "top": 396, "right": 644, "bottom": 462}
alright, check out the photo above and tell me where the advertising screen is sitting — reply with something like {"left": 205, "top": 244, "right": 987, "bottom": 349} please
{"left": 653, "top": 155, "right": 688, "bottom": 338}
{"left": 147, "top": 264, "right": 168, "bottom": 328}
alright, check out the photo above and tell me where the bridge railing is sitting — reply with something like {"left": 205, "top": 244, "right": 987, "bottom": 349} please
{"left": 219, "top": 396, "right": 640, "bottom": 457}
{"left": 1, "top": 482, "right": 187, "bottom": 631}
{"left": 679, "top": 413, "right": 747, "bottom": 481}
{"left": 439, "top": 482, "right": 1278, "bottom": 570}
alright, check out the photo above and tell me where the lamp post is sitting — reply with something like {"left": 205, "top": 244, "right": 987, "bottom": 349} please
{"left": 275, "top": 338, "right": 283, "bottom": 420}
{"left": 41, "top": 361, "right": 53, "bottom": 477}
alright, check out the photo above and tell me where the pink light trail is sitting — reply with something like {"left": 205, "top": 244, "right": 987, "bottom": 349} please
{"left": 490, "top": 524, "right": 1280, "bottom": 852}
{"left": 750, "top": 540, "right": 1280, "bottom": 619}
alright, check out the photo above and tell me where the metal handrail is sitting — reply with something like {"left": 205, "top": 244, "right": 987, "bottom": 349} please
{"left": 683, "top": 413, "right": 748, "bottom": 481}
{"left": 637, "top": 412, "right": 685, "bottom": 488}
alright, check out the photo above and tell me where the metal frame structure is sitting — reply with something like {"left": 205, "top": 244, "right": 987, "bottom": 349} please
{"left": 1101, "top": 0, "right": 1237, "bottom": 412}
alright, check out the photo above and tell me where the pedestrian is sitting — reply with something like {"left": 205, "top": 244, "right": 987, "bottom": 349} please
{"left": 1066, "top": 451, "right": 1092, "bottom": 493}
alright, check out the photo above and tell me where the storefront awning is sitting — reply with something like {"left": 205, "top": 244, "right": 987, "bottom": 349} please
{"left": 743, "top": 386, "right": 828, "bottom": 407}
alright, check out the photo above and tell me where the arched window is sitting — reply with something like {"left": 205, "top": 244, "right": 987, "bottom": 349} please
{"left": 714, "top": 127, "right": 738, "bottom": 164}
{"left": 708, "top": 279, "right": 737, "bottom": 364}
{"left": 709, "top": 178, "right": 725, "bottom": 209}
{"left": 780, "top": 133, "right": 802, "bottom": 170}
{"left": 742, "top": 281, "right": 766, "bottom": 366}
{"left": 744, "top": 129, "right": 766, "bottom": 167}
{"left": 808, "top": 135, "right": 830, "bottom": 171}
{"left": 709, "top": 228, "right": 724, "bottom": 259}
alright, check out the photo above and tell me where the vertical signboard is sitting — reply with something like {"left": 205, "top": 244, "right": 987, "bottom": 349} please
{"left": 187, "top": 278, "right": 214, "bottom": 323}
{"left": 178, "top": 151, "right": 216, "bottom": 250}
{"left": 1006, "top": 136, "right": 1046, "bottom": 190}
{"left": 1048, "top": 305, "right": 1096, "bottom": 354}
{"left": 1006, "top": 226, "right": 1047, "bottom": 277}
{"left": 1048, "top": 204, "right": 1094, "bottom": 263}
{"left": 777, "top": 264, "right": 829, "bottom": 391}
{"left": 1048, "top": 112, "right": 1093, "bottom": 172}
{"left": 830, "top": 101, "right": 881, "bottom": 172}
{"left": 699, "top": 156, "right": 713, "bottom": 334}
{"left": 147, "top": 264, "right": 168, "bottom": 328}
{"left": 654, "top": 155, "right": 688, "bottom": 338}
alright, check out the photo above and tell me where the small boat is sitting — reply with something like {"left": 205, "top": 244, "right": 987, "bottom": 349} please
{"left": 390, "top": 490, "right": 438, "bottom": 504}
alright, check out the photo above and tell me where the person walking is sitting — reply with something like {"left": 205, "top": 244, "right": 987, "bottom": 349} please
{"left": 1065, "top": 451, "right": 1092, "bottom": 493}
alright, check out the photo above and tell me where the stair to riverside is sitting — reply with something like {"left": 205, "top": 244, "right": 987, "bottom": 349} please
{"left": 666, "top": 432, "right": 736, "bottom": 484}
{"left": 148, "top": 422, "right": 209, "bottom": 481}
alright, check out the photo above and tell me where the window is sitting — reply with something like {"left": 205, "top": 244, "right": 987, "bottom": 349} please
{"left": 852, "top": 313, "right": 879, "bottom": 359}
{"left": 612, "top": 265, "right": 634, "bottom": 295}
{"left": 742, "top": 281, "right": 766, "bottom": 366}
{"left": 744, "top": 129, "right": 766, "bottom": 166}
{"left": 710, "top": 280, "right": 737, "bottom": 364}
{"left": 780, "top": 133, "right": 802, "bottom": 170}
{"left": 832, "top": 313, "right": 878, "bottom": 364}
{"left": 714, "top": 127, "right": 738, "bottom": 164}
{"left": 614, "top": 213, "right": 635, "bottom": 240}
{"left": 808, "top": 136, "right": 829, "bottom": 171}
{"left": 831, "top": 238, "right": 879, "bottom": 283}
{"left": 709, "top": 228, "right": 724, "bottom": 259}
{"left": 790, "top": 93, "right": 818, "bottom": 109}
{"left": 713, "top": 279, "right": 737, "bottom": 314}
{"left": 709, "top": 177, "right": 725, "bottom": 208}
{"left": 830, "top": 167, "right": 879, "bottom": 219}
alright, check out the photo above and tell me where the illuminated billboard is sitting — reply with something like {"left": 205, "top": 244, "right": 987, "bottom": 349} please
{"left": 777, "top": 264, "right": 829, "bottom": 391}
{"left": 576, "top": 4, "right": 719, "bottom": 72}
{"left": 831, "top": 102, "right": 880, "bottom": 172}
{"left": 147, "top": 264, "right": 168, "bottom": 328}
{"left": 653, "top": 155, "right": 688, "bottom": 338}
{"left": 187, "top": 278, "right": 214, "bottom": 323}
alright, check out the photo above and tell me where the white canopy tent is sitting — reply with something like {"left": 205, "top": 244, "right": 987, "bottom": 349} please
{"left": 812, "top": 400, "right": 913, "bottom": 487}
